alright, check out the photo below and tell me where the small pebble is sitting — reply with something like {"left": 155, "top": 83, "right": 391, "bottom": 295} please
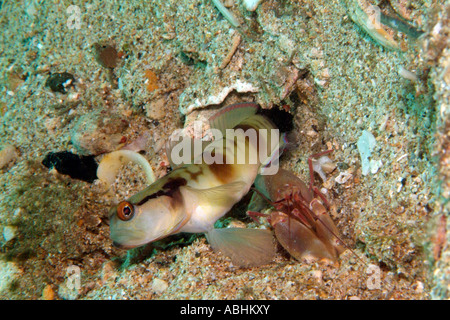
{"left": 151, "top": 278, "right": 168, "bottom": 294}
{"left": 101, "top": 261, "right": 118, "bottom": 285}
{"left": 144, "top": 70, "right": 159, "bottom": 92}
{"left": 42, "top": 285, "right": 55, "bottom": 300}
{"left": 0, "top": 144, "right": 18, "bottom": 169}
{"left": 3, "top": 225, "right": 18, "bottom": 242}
{"left": 311, "top": 270, "right": 323, "bottom": 284}
{"left": 70, "top": 112, "right": 128, "bottom": 156}
{"left": 145, "top": 97, "right": 166, "bottom": 120}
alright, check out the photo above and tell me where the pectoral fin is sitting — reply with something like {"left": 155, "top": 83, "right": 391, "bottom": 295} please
{"left": 206, "top": 228, "right": 276, "bottom": 268}
{"left": 247, "top": 190, "right": 269, "bottom": 213}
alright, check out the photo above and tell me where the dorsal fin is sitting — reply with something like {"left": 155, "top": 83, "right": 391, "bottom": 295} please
{"left": 166, "top": 103, "right": 260, "bottom": 168}
{"left": 208, "top": 102, "right": 259, "bottom": 134}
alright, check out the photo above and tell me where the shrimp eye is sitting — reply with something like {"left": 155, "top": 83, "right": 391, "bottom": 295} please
{"left": 117, "top": 201, "right": 134, "bottom": 221}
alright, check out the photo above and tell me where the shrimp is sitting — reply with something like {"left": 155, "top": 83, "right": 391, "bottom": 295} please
{"left": 248, "top": 151, "right": 348, "bottom": 265}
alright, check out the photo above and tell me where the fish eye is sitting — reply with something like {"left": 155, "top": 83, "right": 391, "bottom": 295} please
{"left": 117, "top": 201, "right": 135, "bottom": 221}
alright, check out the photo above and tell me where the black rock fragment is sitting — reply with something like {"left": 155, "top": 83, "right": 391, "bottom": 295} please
{"left": 45, "top": 72, "right": 75, "bottom": 94}
{"left": 42, "top": 151, "right": 98, "bottom": 183}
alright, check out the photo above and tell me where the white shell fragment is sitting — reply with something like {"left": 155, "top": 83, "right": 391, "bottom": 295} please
{"left": 357, "top": 130, "right": 379, "bottom": 176}
{"left": 179, "top": 80, "right": 259, "bottom": 115}
{"left": 369, "top": 159, "right": 383, "bottom": 174}
{"left": 335, "top": 171, "right": 353, "bottom": 184}
{"left": 243, "top": 0, "right": 263, "bottom": 11}
{"left": 312, "top": 156, "right": 335, "bottom": 182}
{"left": 398, "top": 66, "right": 418, "bottom": 82}
{"left": 97, "top": 150, "right": 155, "bottom": 187}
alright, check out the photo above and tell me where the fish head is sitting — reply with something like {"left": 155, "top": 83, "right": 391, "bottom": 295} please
{"left": 109, "top": 190, "right": 187, "bottom": 249}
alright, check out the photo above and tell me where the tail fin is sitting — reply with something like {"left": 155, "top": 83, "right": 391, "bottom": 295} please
{"left": 206, "top": 228, "right": 275, "bottom": 268}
